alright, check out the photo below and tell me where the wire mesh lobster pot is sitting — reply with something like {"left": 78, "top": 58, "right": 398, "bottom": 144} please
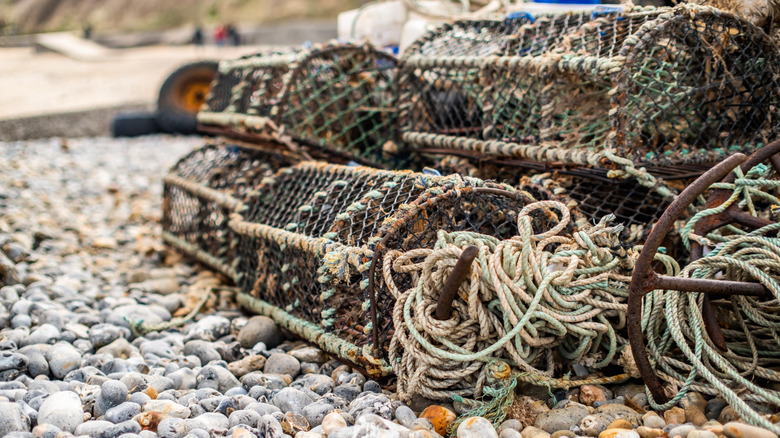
{"left": 230, "top": 162, "right": 565, "bottom": 375}
{"left": 399, "top": 5, "right": 780, "bottom": 175}
{"left": 161, "top": 141, "right": 295, "bottom": 280}
{"left": 198, "top": 43, "right": 401, "bottom": 167}
{"left": 433, "top": 155, "right": 678, "bottom": 246}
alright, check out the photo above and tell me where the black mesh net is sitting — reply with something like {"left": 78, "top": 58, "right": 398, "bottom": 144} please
{"left": 432, "top": 154, "right": 675, "bottom": 245}
{"left": 161, "top": 141, "right": 294, "bottom": 279}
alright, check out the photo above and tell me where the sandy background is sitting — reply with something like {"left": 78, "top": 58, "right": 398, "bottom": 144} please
{"left": 0, "top": 45, "right": 263, "bottom": 120}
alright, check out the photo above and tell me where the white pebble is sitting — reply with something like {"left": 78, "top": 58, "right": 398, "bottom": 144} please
{"left": 457, "top": 417, "right": 498, "bottom": 438}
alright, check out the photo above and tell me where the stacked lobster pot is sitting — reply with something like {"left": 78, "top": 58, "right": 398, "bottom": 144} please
{"left": 399, "top": 4, "right": 780, "bottom": 242}
{"left": 162, "top": 43, "right": 401, "bottom": 281}
{"left": 197, "top": 43, "right": 401, "bottom": 167}
{"left": 400, "top": 4, "right": 779, "bottom": 170}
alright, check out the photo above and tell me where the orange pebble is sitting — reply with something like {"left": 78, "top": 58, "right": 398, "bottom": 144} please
{"left": 419, "top": 405, "right": 457, "bottom": 436}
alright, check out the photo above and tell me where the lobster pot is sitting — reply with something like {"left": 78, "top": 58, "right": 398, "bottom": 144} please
{"left": 162, "top": 141, "right": 294, "bottom": 280}
{"left": 231, "top": 162, "right": 551, "bottom": 375}
{"left": 198, "top": 44, "right": 400, "bottom": 167}
{"left": 524, "top": 172, "right": 673, "bottom": 244}
{"left": 399, "top": 6, "right": 780, "bottom": 174}
{"left": 433, "top": 155, "right": 674, "bottom": 245}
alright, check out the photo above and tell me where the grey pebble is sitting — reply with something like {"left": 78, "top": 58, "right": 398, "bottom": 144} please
{"left": 302, "top": 402, "right": 334, "bottom": 427}
{"left": 263, "top": 353, "right": 300, "bottom": 378}
{"left": 75, "top": 420, "right": 115, "bottom": 437}
{"left": 291, "top": 374, "right": 333, "bottom": 396}
{"left": 0, "top": 352, "right": 28, "bottom": 373}
{"left": 196, "top": 365, "right": 240, "bottom": 393}
{"left": 38, "top": 390, "right": 84, "bottom": 433}
{"left": 96, "top": 380, "right": 129, "bottom": 417}
{"left": 89, "top": 324, "right": 127, "bottom": 349}
{"left": 107, "top": 305, "right": 169, "bottom": 330}
{"left": 499, "top": 429, "right": 522, "bottom": 438}
{"left": 105, "top": 402, "right": 141, "bottom": 424}
{"left": 395, "top": 405, "right": 416, "bottom": 428}
{"left": 21, "top": 348, "right": 49, "bottom": 377}
{"left": 44, "top": 342, "right": 82, "bottom": 379}
{"left": 182, "top": 340, "right": 220, "bottom": 366}
{"left": 594, "top": 403, "right": 643, "bottom": 427}
{"left": 241, "top": 373, "right": 287, "bottom": 391}
{"left": 167, "top": 368, "right": 197, "bottom": 391}
{"left": 139, "top": 339, "right": 178, "bottom": 360}
{"left": 328, "top": 426, "right": 355, "bottom": 438}
{"left": 246, "top": 402, "right": 281, "bottom": 417}
{"left": 579, "top": 413, "right": 612, "bottom": 436}
{"left": 535, "top": 402, "right": 589, "bottom": 433}
{"left": 256, "top": 414, "right": 284, "bottom": 438}
{"left": 0, "top": 401, "right": 30, "bottom": 436}
{"left": 229, "top": 410, "right": 262, "bottom": 428}
{"left": 238, "top": 316, "right": 282, "bottom": 349}
{"left": 271, "top": 387, "right": 315, "bottom": 416}
{"left": 21, "top": 323, "right": 59, "bottom": 347}
{"left": 349, "top": 393, "right": 394, "bottom": 420}
{"left": 185, "top": 429, "right": 210, "bottom": 438}
{"left": 498, "top": 419, "right": 523, "bottom": 433}
{"left": 186, "top": 413, "right": 229, "bottom": 435}
{"left": 332, "top": 384, "right": 361, "bottom": 402}
{"left": 668, "top": 424, "right": 697, "bottom": 438}
{"left": 11, "top": 315, "right": 31, "bottom": 329}
{"left": 157, "top": 418, "right": 189, "bottom": 438}
{"left": 100, "top": 419, "right": 142, "bottom": 438}
{"left": 288, "top": 347, "right": 327, "bottom": 364}
{"left": 128, "top": 392, "right": 151, "bottom": 407}
{"left": 186, "top": 316, "right": 230, "bottom": 342}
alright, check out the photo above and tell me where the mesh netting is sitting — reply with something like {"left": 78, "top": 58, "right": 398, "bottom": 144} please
{"left": 399, "top": 5, "right": 780, "bottom": 175}
{"left": 199, "top": 43, "right": 401, "bottom": 168}
{"left": 161, "top": 140, "right": 295, "bottom": 279}
{"left": 230, "top": 162, "right": 560, "bottom": 374}
{"left": 432, "top": 155, "right": 675, "bottom": 245}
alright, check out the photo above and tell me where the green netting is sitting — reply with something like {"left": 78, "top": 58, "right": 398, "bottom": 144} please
{"left": 198, "top": 43, "right": 401, "bottom": 168}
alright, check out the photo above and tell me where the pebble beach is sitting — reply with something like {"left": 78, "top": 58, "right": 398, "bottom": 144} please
{"left": 0, "top": 135, "right": 777, "bottom": 438}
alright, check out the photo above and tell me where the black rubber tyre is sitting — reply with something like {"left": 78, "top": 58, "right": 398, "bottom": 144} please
{"left": 112, "top": 112, "right": 160, "bottom": 137}
{"left": 155, "top": 60, "right": 219, "bottom": 135}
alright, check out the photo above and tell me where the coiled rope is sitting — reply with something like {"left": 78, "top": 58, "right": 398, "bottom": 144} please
{"left": 384, "top": 200, "right": 637, "bottom": 402}
{"left": 643, "top": 162, "right": 780, "bottom": 433}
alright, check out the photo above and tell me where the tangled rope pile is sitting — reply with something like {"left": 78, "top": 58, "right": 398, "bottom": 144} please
{"left": 644, "top": 163, "right": 780, "bottom": 433}
{"left": 384, "top": 200, "right": 637, "bottom": 401}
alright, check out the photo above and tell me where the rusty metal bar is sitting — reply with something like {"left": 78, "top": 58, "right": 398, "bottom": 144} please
{"left": 435, "top": 246, "right": 479, "bottom": 320}
{"left": 628, "top": 153, "right": 747, "bottom": 404}
{"left": 652, "top": 275, "right": 771, "bottom": 297}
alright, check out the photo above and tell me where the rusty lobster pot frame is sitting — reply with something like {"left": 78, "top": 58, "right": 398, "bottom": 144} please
{"left": 229, "top": 162, "right": 556, "bottom": 375}
{"left": 628, "top": 139, "right": 780, "bottom": 404}
{"left": 198, "top": 43, "right": 401, "bottom": 168}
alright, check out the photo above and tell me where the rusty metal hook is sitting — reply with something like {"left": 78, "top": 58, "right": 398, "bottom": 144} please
{"left": 435, "top": 245, "right": 479, "bottom": 320}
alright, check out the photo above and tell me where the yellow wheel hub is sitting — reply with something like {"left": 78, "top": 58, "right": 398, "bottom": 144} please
{"left": 180, "top": 81, "right": 212, "bottom": 113}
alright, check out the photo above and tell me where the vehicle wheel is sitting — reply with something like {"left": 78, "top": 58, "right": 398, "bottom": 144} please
{"left": 112, "top": 112, "right": 160, "bottom": 137}
{"left": 156, "top": 60, "right": 218, "bottom": 135}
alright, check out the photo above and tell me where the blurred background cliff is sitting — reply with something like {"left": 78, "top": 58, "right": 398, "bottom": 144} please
{"left": 0, "top": 0, "right": 361, "bottom": 37}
